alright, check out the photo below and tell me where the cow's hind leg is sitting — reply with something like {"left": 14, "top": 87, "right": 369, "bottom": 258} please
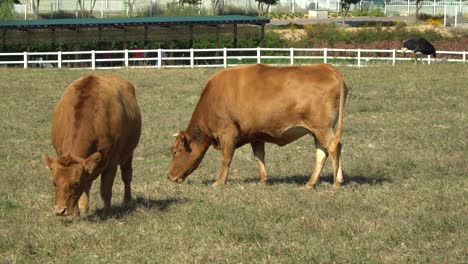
{"left": 305, "top": 138, "right": 328, "bottom": 189}
{"left": 100, "top": 166, "right": 117, "bottom": 217}
{"left": 330, "top": 140, "right": 344, "bottom": 190}
{"left": 120, "top": 155, "right": 133, "bottom": 204}
{"left": 307, "top": 129, "right": 344, "bottom": 190}
{"left": 251, "top": 141, "right": 267, "bottom": 184}
{"left": 213, "top": 126, "right": 239, "bottom": 187}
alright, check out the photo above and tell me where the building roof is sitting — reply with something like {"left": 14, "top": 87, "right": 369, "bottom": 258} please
{"left": 0, "top": 15, "right": 269, "bottom": 28}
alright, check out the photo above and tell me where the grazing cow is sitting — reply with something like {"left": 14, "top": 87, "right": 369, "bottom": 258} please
{"left": 402, "top": 37, "right": 437, "bottom": 63}
{"left": 168, "top": 64, "right": 347, "bottom": 189}
{"left": 42, "top": 74, "right": 141, "bottom": 217}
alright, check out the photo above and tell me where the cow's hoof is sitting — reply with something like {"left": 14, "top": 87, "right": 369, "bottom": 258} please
{"left": 304, "top": 183, "right": 317, "bottom": 190}
{"left": 212, "top": 181, "right": 225, "bottom": 188}
{"left": 333, "top": 182, "right": 342, "bottom": 191}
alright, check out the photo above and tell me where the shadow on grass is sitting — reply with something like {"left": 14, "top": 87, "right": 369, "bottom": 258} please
{"left": 243, "top": 174, "right": 391, "bottom": 186}
{"left": 85, "top": 196, "right": 188, "bottom": 221}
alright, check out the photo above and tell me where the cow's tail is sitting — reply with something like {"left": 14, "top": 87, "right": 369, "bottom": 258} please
{"left": 333, "top": 77, "right": 347, "bottom": 148}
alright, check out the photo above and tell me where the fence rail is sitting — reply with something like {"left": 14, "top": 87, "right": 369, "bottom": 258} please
{"left": 0, "top": 47, "right": 466, "bottom": 70}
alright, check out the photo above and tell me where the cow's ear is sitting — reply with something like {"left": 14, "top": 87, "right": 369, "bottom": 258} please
{"left": 179, "top": 132, "right": 192, "bottom": 152}
{"left": 42, "top": 154, "right": 54, "bottom": 171}
{"left": 83, "top": 152, "right": 101, "bottom": 174}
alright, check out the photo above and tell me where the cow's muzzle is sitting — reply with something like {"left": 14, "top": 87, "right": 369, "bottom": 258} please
{"left": 54, "top": 206, "right": 68, "bottom": 216}
{"left": 167, "top": 175, "right": 185, "bottom": 183}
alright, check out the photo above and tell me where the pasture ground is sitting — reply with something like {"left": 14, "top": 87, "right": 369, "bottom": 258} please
{"left": 0, "top": 64, "right": 466, "bottom": 263}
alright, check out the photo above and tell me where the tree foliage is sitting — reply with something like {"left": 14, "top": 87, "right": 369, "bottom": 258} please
{"left": 0, "top": 0, "right": 15, "bottom": 20}
{"left": 255, "top": 0, "right": 278, "bottom": 17}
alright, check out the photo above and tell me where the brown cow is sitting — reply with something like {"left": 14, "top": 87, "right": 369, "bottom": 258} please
{"left": 42, "top": 74, "right": 141, "bottom": 217}
{"left": 168, "top": 64, "right": 347, "bottom": 189}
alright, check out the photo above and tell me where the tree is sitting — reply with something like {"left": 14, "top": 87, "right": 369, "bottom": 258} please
{"left": 126, "top": 0, "right": 136, "bottom": 17}
{"left": 415, "top": 0, "right": 423, "bottom": 20}
{"left": 211, "top": 0, "right": 221, "bottom": 15}
{"left": 340, "top": 0, "right": 359, "bottom": 21}
{"left": 255, "top": 0, "right": 278, "bottom": 17}
{"left": 32, "top": 0, "right": 40, "bottom": 19}
{"left": 0, "top": 0, "right": 15, "bottom": 20}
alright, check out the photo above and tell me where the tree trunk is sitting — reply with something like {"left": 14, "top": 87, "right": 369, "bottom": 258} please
{"left": 89, "top": 0, "right": 97, "bottom": 17}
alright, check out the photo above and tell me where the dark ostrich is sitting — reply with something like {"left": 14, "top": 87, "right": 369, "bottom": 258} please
{"left": 402, "top": 37, "right": 437, "bottom": 63}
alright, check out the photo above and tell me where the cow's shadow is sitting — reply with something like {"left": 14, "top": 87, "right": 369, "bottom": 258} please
{"left": 243, "top": 174, "right": 391, "bottom": 186}
{"left": 85, "top": 196, "right": 187, "bottom": 221}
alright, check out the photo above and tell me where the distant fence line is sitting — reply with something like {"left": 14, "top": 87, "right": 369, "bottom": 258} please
{"left": 0, "top": 47, "right": 466, "bottom": 70}
{"left": 13, "top": 0, "right": 468, "bottom": 17}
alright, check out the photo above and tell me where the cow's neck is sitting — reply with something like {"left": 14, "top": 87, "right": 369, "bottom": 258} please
{"left": 61, "top": 133, "right": 96, "bottom": 159}
{"left": 187, "top": 123, "right": 211, "bottom": 152}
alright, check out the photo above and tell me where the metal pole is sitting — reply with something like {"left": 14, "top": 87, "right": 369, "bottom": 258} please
{"left": 455, "top": 6, "right": 458, "bottom": 27}
{"left": 392, "top": 49, "right": 396, "bottom": 66}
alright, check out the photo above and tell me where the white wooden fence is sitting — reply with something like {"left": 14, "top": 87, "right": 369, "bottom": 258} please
{"left": 0, "top": 47, "right": 466, "bottom": 70}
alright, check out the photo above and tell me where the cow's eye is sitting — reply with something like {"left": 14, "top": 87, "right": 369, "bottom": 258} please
{"left": 173, "top": 151, "right": 178, "bottom": 157}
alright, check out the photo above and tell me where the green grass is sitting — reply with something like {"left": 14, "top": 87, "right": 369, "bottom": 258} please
{"left": 0, "top": 64, "right": 467, "bottom": 263}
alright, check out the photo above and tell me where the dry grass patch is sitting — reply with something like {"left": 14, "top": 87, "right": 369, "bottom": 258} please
{"left": 0, "top": 64, "right": 466, "bottom": 263}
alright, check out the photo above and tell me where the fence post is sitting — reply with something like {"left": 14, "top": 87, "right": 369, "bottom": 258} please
{"left": 324, "top": 48, "right": 327, "bottom": 64}
{"left": 392, "top": 49, "right": 396, "bottom": 66}
{"left": 357, "top": 48, "right": 361, "bottom": 67}
{"left": 223, "top": 47, "right": 227, "bottom": 68}
{"left": 23, "top": 52, "right": 28, "bottom": 69}
{"left": 427, "top": 55, "right": 431, "bottom": 64}
{"left": 463, "top": 51, "right": 466, "bottom": 63}
{"left": 91, "top": 50, "right": 96, "bottom": 70}
{"left": 124, "top": 49, "right": 129, "bottom": 67}
{"left": 157, "top": 49, "right": 162, "bottom": 69}
{"left": 433, "top": 0, "right": 436, "bottom": 15}
{"left": 407, "top": 0, "right": 410, "bottom": 15}
{"left": 58, "top": 51, "right": 62, "bottom": 68}
{"left": 257, "top": 47, "right": 261, "bottom": 64}
{"left": 190, "top": 48, "right": 194, "bottom": 68}
{"left": 290, "top": 47, "right": 294, "bottom": 65}
{"left": 384, "top": 2, "right": 387, "bottom": 15}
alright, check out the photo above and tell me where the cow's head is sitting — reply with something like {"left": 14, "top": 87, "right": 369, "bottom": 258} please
{"left": 168, "top": 131, "right": 207, "bottom": 183}
{"left": 42, "top": 152, "right": 101, "bottom": 217}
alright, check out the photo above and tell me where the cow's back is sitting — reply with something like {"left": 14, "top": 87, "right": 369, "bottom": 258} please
{"left": 193, "top": 64, "right": 344, "bottom": 141}
{"left": 51, "top": 74, "right": 141, "bottom": 166}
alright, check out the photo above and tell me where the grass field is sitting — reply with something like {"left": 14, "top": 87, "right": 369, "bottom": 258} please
{"left": 0, "top": 64, "right": 466, "bottom": 263}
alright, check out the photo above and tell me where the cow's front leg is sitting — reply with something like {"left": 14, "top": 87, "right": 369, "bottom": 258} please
{"left": 213, "top": 128, "right": 238, "bottom": 187}
{"left": 100, "top": 166, "right": 117, "bottom": 218}
{"left": 251, "top": 141, "right": 267, "bottom": 184}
